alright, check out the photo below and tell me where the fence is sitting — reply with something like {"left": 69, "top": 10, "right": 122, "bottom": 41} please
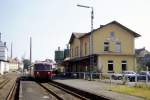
{"left": 62, "top": 72, "right": 150, "bottom": 86}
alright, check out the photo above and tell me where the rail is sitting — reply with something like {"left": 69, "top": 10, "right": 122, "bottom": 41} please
{"left": 6, "top": 78, "right": 20, "bottom": 100}
{"left": 0, "top": 78, "right": 10, "bottom": 89}
{"left": 48, "top": 82, "right": 89, "bottom": 100}
{"left": 50, "top": 80, "right": 112, "bottom": 100}
{"left": 37, "top": 82, "right": 63, "bottom": 100}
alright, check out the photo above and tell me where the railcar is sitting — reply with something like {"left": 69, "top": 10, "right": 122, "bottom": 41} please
{"left": 30, "top": 62, "right": 55, "bottom": 80}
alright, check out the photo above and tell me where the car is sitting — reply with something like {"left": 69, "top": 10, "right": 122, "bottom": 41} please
{"left": 137, "top": 71, "right": 150, "bottom": 81}
{"left": 122, "top": 71, "right": 137, "bottom": 82}
{"left": 112, "top": 73, "right": 123, "bottom": 80}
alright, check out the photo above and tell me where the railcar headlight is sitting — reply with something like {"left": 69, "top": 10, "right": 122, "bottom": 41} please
{"left": 37, "top": 72, "right": 39, "bottom": 74}
{"left": 48, "top": 72, "right": 51, "bottom": 74}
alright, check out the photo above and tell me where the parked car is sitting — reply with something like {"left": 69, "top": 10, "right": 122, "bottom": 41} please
{"left": 137, "top": 71, "right": 150, "bottom": 81}
{"left": 112, "top": 73, "right": 123, "bottom": 80}
{"left": 122, "top": 71, "right": 137, "bottom": 82}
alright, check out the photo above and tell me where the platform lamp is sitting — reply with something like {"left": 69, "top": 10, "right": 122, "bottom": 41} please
{"left": 77, "top": 4, "right": 94, "bottom": 80}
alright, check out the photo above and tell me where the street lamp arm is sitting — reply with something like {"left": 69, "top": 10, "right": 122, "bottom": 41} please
{"left": 77, "top": 4, "right": 90, "bottom": 8}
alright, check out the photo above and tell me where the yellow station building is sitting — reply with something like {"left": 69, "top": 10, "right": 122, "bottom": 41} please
{"left": 63, "top": 21, "right": 141, "bottom": 74}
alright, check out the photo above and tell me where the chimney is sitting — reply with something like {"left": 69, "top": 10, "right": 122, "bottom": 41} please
{"left": 66, "top": 44, "right": 69, "bottom": 49}
{"left": 100, "top": 25, "right": 104, "bottom": 28}
{"left": 4, "top": 42, "right": 6, "bottom": 46}
{"left": 58, "top": 46, "right": 60, "bottom": 51}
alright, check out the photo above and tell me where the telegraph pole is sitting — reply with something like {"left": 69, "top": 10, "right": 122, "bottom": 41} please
{"left": 30, "top": 37, "right": 32, "bottom": 63}
{"left": 29, "top": 37, "right": 32, "bottom": 75}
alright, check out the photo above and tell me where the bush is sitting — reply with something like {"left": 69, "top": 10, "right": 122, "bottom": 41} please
{"left": 135, "top": 84, "right": 150, "bottom": 89}
{"left": 101, "top": 74, "right": 109, "bottom": 79}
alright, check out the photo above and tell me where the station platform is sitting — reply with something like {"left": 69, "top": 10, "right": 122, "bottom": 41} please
{"left": 54, "top": 79, "right": 145, "bottom": 100}
{"left": 19, "top": 81, "right": 56, "bottom": 100}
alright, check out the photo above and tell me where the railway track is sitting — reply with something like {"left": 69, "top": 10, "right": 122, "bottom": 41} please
{"left": 50, "top": 81, "right": 112, "bottom": 100}
{"left": 6, "top": 78, "right": 20, "bottom": 100}
{"left": 38, "top": 82, "right": 84, "bottom": 100}
{"left": 0, "top": 78, "right": 10, "bottom": 89}
{"left": 37, "top": 80, "right": 112, "bottom": 100}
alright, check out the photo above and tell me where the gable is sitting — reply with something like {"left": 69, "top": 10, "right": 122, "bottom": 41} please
{"left": 69, "top": 33, "right": 87, "bottom": 44}
{"left": 69, "top": 34, "right": 75, "bottom": 44}
{"left": 80, "top": 21, "right": 141, "bottom": 38}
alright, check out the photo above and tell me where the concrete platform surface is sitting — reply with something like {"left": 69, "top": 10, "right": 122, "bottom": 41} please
{"left": 19, "top": 81, "right": 57, "bottom": 100}
{"left": 54, "top": 79, "right": 146, "bottom": 100}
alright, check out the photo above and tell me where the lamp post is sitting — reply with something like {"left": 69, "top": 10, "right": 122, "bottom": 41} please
{"left": 77, "top": 4, "right": 94, "bottom": 80}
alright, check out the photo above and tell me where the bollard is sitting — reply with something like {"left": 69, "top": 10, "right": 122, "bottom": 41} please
{"left": 109, "top": 74, "right": 112, "bottom": 91}
{"left": 122, "top": 75, "right": 126, "bottom": 85}
{"left": 110, "top": 74, "right": 112, "bottom": 83}
{"left": 135, "top": 75, "right": 137, "bottom": 86}
{"left": 99, "top": 73, "right": 101, "bottom": 80}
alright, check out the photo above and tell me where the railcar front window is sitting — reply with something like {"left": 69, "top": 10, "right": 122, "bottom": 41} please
{"left": 34, "top": 64, "right": 51, "bottom": 70}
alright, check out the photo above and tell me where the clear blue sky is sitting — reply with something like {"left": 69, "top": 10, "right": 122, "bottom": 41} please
{"left": 0, "top": 0, "right": 150, "bottom": 61}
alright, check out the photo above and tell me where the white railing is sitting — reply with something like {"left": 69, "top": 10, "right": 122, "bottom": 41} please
{"left": 63, "top": 72, "right": 150, "bottom": 85}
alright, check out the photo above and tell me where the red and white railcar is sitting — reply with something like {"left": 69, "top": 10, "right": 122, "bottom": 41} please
{"left": 30, "top": 62, "right": 55, "bottom": 79}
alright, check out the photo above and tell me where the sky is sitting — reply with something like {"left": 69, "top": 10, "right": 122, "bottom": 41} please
{"left": 0, "top": 0, "right": 150, "bottom": 61}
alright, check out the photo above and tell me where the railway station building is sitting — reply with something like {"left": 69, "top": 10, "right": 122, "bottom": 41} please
{"left": 63, "top": 21, "right": 141, "bottom": 75}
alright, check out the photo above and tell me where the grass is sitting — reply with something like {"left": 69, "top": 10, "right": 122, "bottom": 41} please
{"left": 111, "top": 84, "right": 150, "bottom": 100}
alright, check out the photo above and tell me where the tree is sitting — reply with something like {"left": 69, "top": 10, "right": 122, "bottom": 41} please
{"left": 23, "top": 59, "right": 31, "bottom": 69}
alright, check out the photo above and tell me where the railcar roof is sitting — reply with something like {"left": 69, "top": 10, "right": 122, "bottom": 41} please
{"left": 34, "top": 62, "right": 52, "bottom": 65}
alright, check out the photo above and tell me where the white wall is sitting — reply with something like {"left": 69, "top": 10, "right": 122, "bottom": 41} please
{"left": 5, "top": 62, "right": 9, "bottom": 72}
{"left": 9, "top": 63, "right": 18, "bottom": 71}
{"left": 0, "top": 61, "right": 5, "bottom": 75}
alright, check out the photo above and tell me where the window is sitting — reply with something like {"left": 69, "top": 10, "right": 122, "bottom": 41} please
{"left": 85, "top": 43, "right": 87, "bottom": 55}
{"left": 75, "top": 48, "right": 76, "bottom": 56}
{"left": 75, "top": 47, "right": 77, "bottom": 56}
{"left": 34, "top": 64, "right": 51, "bottom": 71}
{"left": 108, "top": 60, "right": 113, "bottom": 72}
{"left": 122, "top": 60, "right": 127, "bottom": 71}
{"left": 70, "top": 49, "right": 72, "bottom": 57}
{"left": 77, "top": 47, "right": 79, "bottom": 56}
{"left": 110, "top": 32, "right": 115, "bottom": 38}
{"left": 72, "top": 48, "right": 73, "bottom": 57}
{"left": 75, "top": 46, "right": 79, "bottom": 56}
{"left": 104, "top": 42, "right": 109, "bottom": 51}
{"left": 115, "top": 42, "right": 121, "bottom": 52}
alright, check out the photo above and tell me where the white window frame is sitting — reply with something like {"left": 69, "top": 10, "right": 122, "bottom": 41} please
{"left": 104, "top": 42, "right": 109, "bottom": 51}
{"left": 115, "top": 42, "right": 121, "bottom": 53}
